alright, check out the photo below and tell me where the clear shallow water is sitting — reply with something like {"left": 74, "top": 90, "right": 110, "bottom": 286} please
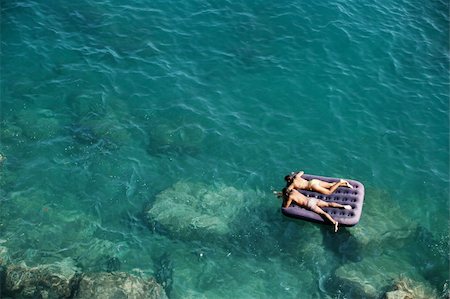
{"left": 0, "top": 0, "right": 448, "bottom": 298}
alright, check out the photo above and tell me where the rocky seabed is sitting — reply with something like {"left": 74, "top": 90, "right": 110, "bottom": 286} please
{"left": 0, "top": 255, "right": 167, "bottom": 299}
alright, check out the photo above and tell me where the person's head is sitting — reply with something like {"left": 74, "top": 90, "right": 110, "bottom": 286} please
{"left": 284, "top": 172, "right": 299, "bottom": 184}
{"left": 274, "top": 187, "right": 293, "bottom": 199}
{"left": 281, "top": 187, "right": 292, "bottom": 198}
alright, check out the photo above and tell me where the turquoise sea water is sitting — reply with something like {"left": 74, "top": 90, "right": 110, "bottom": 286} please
{"left": 0, "top": 0, "right": 449, "bottom": 298}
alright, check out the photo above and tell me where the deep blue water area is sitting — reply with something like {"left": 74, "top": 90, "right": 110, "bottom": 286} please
{"left": 1, "top": 0, "right": 449, "bottom": 298}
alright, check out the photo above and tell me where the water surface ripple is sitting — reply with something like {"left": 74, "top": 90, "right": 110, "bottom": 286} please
{"left": 1, "top": 0, "right": 448, "bottom": 298}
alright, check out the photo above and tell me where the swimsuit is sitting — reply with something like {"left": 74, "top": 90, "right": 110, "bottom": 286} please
{"left": 306, "top": 197, "right": 319, "bottom": 210}
{"left": 307, "top": 179, "right": 320, "bottom": 190}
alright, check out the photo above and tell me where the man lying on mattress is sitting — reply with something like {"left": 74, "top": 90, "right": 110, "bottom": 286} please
{"left": 276, "top": 187, "right": 352, "bottom": 233}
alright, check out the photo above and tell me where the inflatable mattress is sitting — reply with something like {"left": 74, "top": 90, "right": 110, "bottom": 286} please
{"left": 281, "top": 174, "right": 365, "bottom": 227}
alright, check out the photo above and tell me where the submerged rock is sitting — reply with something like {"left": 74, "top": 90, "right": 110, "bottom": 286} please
{"left": 16, "top": 109, "right": 61, "bottom": 140}
{"left": 105, "top": 256, "right": 121, "bottom": 272}
{"left": 2, "top": 191, "right": 100, "bottom": 259}
{"left": 0, "top": 245, "right": 9, "bottom": 266}
{"left": 0, "top": 156, "right": 17, "bottom": 197}
{"left": 68, "top": 119, "right": 128, "bottom": 151}
{"left": 331, "top": 221, "right": 448, "bottom": 298}
{"left": 145, "top": 181, "right": 247, "bottom": 242}
{"left": 384, "top": 276, "right": 439, "bottom": 299}
{"left": 0, "top": 256, "right": 167, "bottom": 299}
{"left": 147, "top": 123, "right": 203, "bottom": 157}
{"left": 333, "top": 255, "right": 430, "bottom": 298}
{"left": 68, "top": 95, "right": 132, "bottom": 150}
{"left": 328, "top": 187, "right": 446, "bottom": 297}
{"left": 3, "top": 258, "right": 81, "bottom": 299}
{"left": 69, "top": 124, "right": 99, "bottom": 145}
{"left": 79, "top": 116, "right": 131, "bottom": 149}
{"left": 348, "top": 187, "right": 414, "bottom": 248}
{"left": 352, "top": 220, "right": 447, "bottom": 292}
{"left": 72, "top": 238, "right": 119, "bottom": 272}
{"left": 153, "top": 253, "right": 173, "bottom": 298}
{"left": 68, "top": 94, "right": 107, "bottom": 117}
{"left": 0, "top": 120, "right": 23, "bottom": 141}
{"left": 75, "top": 272, "right": 168, "bottom": 299}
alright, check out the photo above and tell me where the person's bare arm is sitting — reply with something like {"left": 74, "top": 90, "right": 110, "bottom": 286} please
{"left": 283, "top": 197, "right": 293, "bottom": 208}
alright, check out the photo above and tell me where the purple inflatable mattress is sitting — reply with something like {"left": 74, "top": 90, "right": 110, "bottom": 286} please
{"left": 281, "top": 174, "right": 365, "bottom": 227}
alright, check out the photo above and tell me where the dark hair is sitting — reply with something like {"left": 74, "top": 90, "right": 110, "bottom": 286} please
{"left": 281, "top": 187, "right": 291, "bottom": 198}
{"left": 284, "top": 172, "right": 298, "bottom": 184}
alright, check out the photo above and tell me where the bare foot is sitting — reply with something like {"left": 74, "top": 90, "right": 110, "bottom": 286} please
{"left": 344, "top": 205, "right": 352, "bottom": 210}
{"left": 340, "top": 179, "right": 353, "bottom": 189}
{"left": 334, "top": 222, "right": 339, "bottom": 232}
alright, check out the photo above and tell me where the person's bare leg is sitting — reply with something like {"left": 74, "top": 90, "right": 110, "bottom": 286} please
{"left": 313, "top": 206, "right": 339, "bottom": 232}
{"left": 312, "top": 183, "right": 341, "bottom": 195}
{"left": 318, "top": 181, "right": 335, "bottom": 189}
{"left": 326, "top": 202, "right": 352, "bottom": 210}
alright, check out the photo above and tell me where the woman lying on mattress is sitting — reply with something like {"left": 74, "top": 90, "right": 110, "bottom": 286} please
{"left": 277, "top": 187, "right": 352, "bottom": 232}
{"left": 284, "top": 171, "right": 353, "bottom": 195}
